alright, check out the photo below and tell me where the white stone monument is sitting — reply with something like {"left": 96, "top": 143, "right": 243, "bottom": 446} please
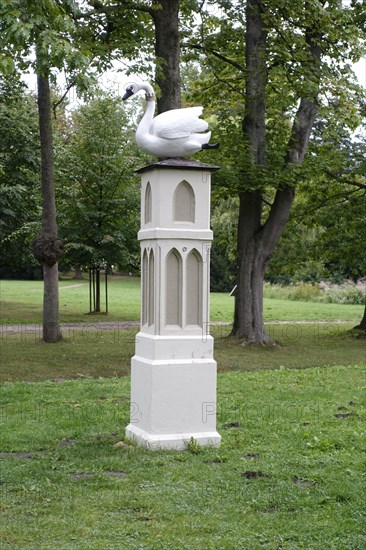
{"left": 125, "top": 158, "right": 221, "bottom": 450}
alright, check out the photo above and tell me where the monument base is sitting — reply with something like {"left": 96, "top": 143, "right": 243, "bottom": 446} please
{"left": 125, "top": 333, "right": 221, "bottom": 450}
{"left": 125, "top": 423, "right": 221, "bottom": 451}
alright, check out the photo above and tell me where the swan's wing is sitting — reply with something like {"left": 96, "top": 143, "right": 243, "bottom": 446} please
{"left": 151, "top": 107, "right": 208, "bottom": 139}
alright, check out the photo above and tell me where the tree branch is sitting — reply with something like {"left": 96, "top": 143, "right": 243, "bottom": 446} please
{"left": 114, "top": 0, "right": 155, "bottom": 16}
{"left": 52, "top": 79, "right": 76, "bottom": 117}
{"left": 185, "top": 43, "right": 245, "bottom": 72}
{"left": 324, "top": 170, "right": 366, "bottom": 189}
{"left": 292, "top": 188, "right": 362, "bottom": 223}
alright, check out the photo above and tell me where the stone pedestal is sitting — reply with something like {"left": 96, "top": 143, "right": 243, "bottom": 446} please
{"left": 125, "top": 159, "right": 221, "bottom": 450}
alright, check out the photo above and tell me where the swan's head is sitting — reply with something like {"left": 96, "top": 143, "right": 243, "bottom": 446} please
{"left": 122, "top": 83, "right": 140, "bottom": 101}
{"left": 122, "top": 81, "right": 155, "bottom": 101}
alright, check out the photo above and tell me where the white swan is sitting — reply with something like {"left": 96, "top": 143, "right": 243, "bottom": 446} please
{"left": 122, "top": 82, "right": 219, "bottom": 158}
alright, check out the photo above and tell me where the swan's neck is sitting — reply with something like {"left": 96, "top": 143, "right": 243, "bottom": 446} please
{"left": 140, "top": 82, "right": 154, "bottom": 97}
{"left": 136, "top": 96, "right": 155, "bottom": 137}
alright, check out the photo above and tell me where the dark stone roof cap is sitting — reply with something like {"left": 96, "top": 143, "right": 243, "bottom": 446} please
{"left": 135, "top": 158, "right": 220, "bottom": 174}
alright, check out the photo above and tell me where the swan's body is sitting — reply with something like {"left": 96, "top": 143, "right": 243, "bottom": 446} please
{"left": 122, "top": 82, "right": 217, "bottom": 158}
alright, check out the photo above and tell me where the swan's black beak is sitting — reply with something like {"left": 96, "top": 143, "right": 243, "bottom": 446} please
{"left": 122, "top": 87, "right": 135, "bottom": 101}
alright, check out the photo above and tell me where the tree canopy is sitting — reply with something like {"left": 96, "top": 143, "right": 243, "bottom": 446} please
{"left": 56, "top": 93, "right": 144, "bottom": 274}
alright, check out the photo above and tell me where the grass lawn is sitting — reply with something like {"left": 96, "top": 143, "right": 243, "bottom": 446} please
{"left": 1, "top": 279, "right": 365, "bottom": 547}
{"left": 1, "top": 365, "right": 365, "bottom": 549}
{"left": 0, "top": 277, "right": 364, "bottom": 324}
{"left": 0, "top": 323, "right": 365, "bottom": 383}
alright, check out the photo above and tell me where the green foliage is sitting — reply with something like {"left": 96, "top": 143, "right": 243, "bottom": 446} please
{"left": 0, "top": 75, "right": 41, "bottom": 276}
{"left": 0, "top": 0, "right": 153, "bottom": 98}
{"left": 186, "top": 0, "right": 365, "bottom": 195}
{"left": 187, "top": 436, "right": 202, "bottom": 454}
{"left": 0, "top": 0, "right": 88, "bottom": 78}
{"left": 263, "top": 283, "right": 322, "bottom": 302}
{"left": 56, "top": 93, "right": 145, "bottom": 272}
{"left": 321, "top": 285, "right": 365, "bottom": 306}
{"left": 263, "top": 282, "right": 365, "bottom": 305}
{"left": 210, "top": 195, "right": 238, "bottom": 292}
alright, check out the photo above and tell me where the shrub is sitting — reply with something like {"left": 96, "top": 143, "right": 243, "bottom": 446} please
{"left": 321, "top": 286, "right": 365, "bottom": 305}
{"left": 263, "top": 283, "right": 321, "bottom": 302}
{"left": 263, "top": 282, "right": 365, "bottom": 305}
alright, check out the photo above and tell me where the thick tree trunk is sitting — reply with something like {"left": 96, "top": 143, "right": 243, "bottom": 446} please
{"left": 232, "top": 1, "right": 321, "bottom": 344}
{"left": 152, "top": 0, "right": 181, "bottom": 113}
{"left": 354, "top": 303, "right": 366, "bottom": 331}
{"left": 33, "top": 73, "right": 62, "bottom": 342}
{"left": 232, "top": 192, "right": 270, "bottom": 343}
{"left": 232, "top": 187, "right": 295, "bottom": 343}
{"left": 232, "top": 0, "right": 268, "bottom": 343}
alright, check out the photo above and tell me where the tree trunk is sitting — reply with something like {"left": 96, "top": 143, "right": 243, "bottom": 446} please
{"left": 354, "top": 303, "right": 366, "bottom": 331}
{"left": 232, "top": 187, "right": 296, "bottom": 343}
{"left": 74, "top": 265, "right": 83, "bottom": 279}
{"left": 32, "top": 72, "right": 62, "bottom": 342}
{"left": 95, "top": 267, "right": 101, "bottom": 312}
{"left": 152, "top": 0, "right": 181, "bottom": 113}
{"left": 232, "top": 0, "right": 268, "bottom": 342}
{"left": 232, "top": 191, "right": 270, "bottom": 344}
{"left": 232, "top": 1, "right": 321, "bottom": 343}
{"left": 43, "top": 263, "right": 61, "bottom": 341}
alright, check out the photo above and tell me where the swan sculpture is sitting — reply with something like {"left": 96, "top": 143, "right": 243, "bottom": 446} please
{"left": 122, "top": 82, "right": 219, "bottom": 158}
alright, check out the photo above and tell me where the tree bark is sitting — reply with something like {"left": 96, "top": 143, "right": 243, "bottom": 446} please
{"left": 33, "top": 73, "right": 62, "bottom": 342}
{"left": 354, "top": 303, "right": 366, "bottom": 331}
{"left": 151, "top": 0, "right": 181, "bottom": 113}
{"left": 232, "top": 1, "right": 321, "bottom": 343}
{"left": 232, "top": 0, "right": 268, "bottom": 342}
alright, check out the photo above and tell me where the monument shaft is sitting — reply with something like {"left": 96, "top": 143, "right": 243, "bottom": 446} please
{"left": 125, "top": 159, "right": 221, "bottom": 450}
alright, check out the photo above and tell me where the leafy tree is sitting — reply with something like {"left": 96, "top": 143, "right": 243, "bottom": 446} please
{"left": 56, "top": 94, "right": 144, "bottom": 311}
{"left": 185, "top": 0, "right": 365, "bottom": 343}
{"left": 0, "top": 75, "right": 41, "bottom": 277}
{"left": 0, "top": 0, "right": 95, "bottom": 341}
{"left": 0, "top": 0, "right": 152, "bottom": 338}
{"left": 210, "top": 195, "right": 237, "bottom": 292}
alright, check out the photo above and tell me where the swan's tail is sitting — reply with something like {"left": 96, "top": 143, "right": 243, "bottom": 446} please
{"left": 201, "top": 142, "right": 220, "bottom": 150}
{"left": 192, "top": 131, "right": 211, "bottom": 146}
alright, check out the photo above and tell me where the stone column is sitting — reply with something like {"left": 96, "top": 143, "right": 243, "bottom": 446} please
{"left": 125, "top": 159, "right": 221, "bottom": 450}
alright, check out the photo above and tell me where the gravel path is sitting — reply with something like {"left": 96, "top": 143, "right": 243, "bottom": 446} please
{"left": 0, "top": 319, "right": 355, "bottom": 335}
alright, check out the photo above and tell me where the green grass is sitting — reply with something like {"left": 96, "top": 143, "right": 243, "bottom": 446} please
{"left": 1, "top": 365, "right": 365, "bottom": 549}
{"left": 0, "top": 277, "right": 141, "bottom": 323}
{"left": 1, "top": 324, "right": 365, "bottom": 383}
{"left": 0, "top": 278, "right": 363, "bottom": 323}
{"left": 1, "top": 278, "right": 364, "bottom": 382}
{"left": 1, "top": 279, "right": 365, "bottom": 547}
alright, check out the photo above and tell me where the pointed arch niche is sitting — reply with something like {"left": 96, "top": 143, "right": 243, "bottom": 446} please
{"left": 142, "top": 249, "right": 148, "bottom": 325}
{"left": 144, "top": 182, "right": 152, "bottom": 224}
{"left": 142, "top": 248, "right": 154, "bottom": 327}
{"left": 148, "top": 249, "right": 154, "bottom": 326}
{"left": 166, "top": 249, "right": 182, "bottom": 327}
{"left": 186, "top": 249, "right": 203, "bottom": 327}
{"left": 173, "top": 180, "right": 195, "bottom": 223}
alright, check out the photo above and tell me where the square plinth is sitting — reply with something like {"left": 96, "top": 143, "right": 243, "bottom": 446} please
{"left": 125, "top": 354, "right": 221, "bottom": 450}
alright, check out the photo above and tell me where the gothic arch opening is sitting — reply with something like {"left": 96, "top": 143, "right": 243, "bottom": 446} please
{"left": 144, "top": 182, "right": 152, "bottom": 224}
{"left": 166, "top": 249, "right": 182, "bottom": 326}
{"left": 186, "top": 249, "right": 203, "bottom": 326}
{"left": 173, "top": 180, "right": 195, "bottom": 223}
{"left": 148, "top": 249, "right": 154, "bottom": 326}
{"left": 142, "top": 249, "right": 148, "bottom": 325}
